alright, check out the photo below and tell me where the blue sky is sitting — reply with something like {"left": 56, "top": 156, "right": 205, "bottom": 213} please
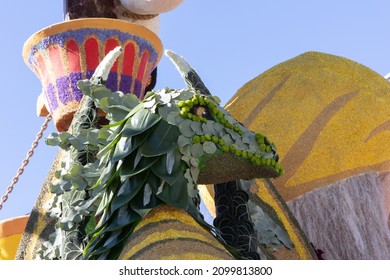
{"left": 0, "top": 0, "right": 389, "bottom": 220}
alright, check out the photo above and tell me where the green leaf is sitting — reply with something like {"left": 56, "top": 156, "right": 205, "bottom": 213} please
{"left": 110, "top": 171, "right": 148, "bottom": 212}
{"left": 156, "top": 175, "right": 189, "bottom": 210}
{"left": 151, "top": 149, "right": 182, "bottom": 185}
{"left": 45, "top": 133, "right": 62, "bottom": 146}
{"left": 143, "top": 90, "right": 155, "bottom": 100}
{"left": 103, "top": 205, "right": 140, "bottom": 232}
{"left": 112, "top": 136, "right": 132, "bottom": 163}
{"left": 122, "top": 108, "right": 161, "bottom": 137}
{"left": 112, "top": 130, "right": 152, "bottom": 164}
{"left": 120, "top": 154, "right": 158, "bottom": 179}
{"left": 140, "top": 120, "right": 181, "bottom": 157}
{"left": 157, "top": 104, "right": 174, "bottom": 120}
{"left": 95, "top": 180, "right": 117, "bottom": 216}
{"left": 130, "top": 187, "right": 161, "bottom": 217}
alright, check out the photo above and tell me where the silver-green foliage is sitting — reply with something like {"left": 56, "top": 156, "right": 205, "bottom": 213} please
{"left": 38, "top": 49, "right": 283, "bottom": 260}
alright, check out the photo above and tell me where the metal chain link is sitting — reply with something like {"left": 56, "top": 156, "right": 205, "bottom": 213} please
{"left": 0, "top": 115, "right": 52, "bottom": 211}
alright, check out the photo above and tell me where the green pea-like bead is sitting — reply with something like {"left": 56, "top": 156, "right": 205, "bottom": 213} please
{"left": 200, "top": 135, "right": 206, "bottom": 143}
{"left": 255, "top": 158, "right": 261, "bottom": 166}
{"left": 185, "top": 100, "right": 193, "bottom": 108}
{"left": 241, "top": 151, "right": 248, "bottom": 159}
{"left": 222, "top": 145, "right": 229, "bottom": 152}
{"left": 192, "top": 97, "right": 199, "bottom": 105}
{"left": 204, "top": 134, "right": 211, "bottom": 141}
{"left": 261, "top": 157, "right": 267, "bottom": 165}
{"left": 260, "top": 144, "right": 267, "bottom": 151}
{"left": 218, "top": 139, "right": 225, "bottom": 146}
{"left": 177, "top": 100, "right": 185, "bottom": 108}
{"left": 229, "top": 145, "right": 236, "bottom": 152}
{"left": 266, "top": 158, "right": 271, "bottom": 166}
{"left": 211, "top": 136, "right": 219, "bottom": 143}
{"left": 193, "top": 135, "right": 201, "bottom": 143}
{"left": 247, "top": 152, "right": 254, "bottom": 158}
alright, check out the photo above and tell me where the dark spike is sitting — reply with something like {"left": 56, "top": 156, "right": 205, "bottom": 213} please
{"left": 165, "top": 50, "right": 212, "bottom": 96}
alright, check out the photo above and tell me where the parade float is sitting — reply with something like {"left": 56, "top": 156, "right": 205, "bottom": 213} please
{"left": 1, "top": 0, "right": 389, "bottom": 261}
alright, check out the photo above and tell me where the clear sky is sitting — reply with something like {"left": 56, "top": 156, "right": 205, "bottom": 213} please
{"left": 0, "top": 0, "right": 389, "bottom": 221}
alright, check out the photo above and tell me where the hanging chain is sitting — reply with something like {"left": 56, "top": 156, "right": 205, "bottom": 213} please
{"left": 0, "top": 115, "right": 52, "bottom": 211}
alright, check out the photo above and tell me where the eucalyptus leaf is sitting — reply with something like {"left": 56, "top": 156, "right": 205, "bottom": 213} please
{"left": 201, "top": 123, "right": 211, "bottom": 135}
{"left": 166, "top": 111, "right": 179, "bottom": 125}
{"left": 203, "top": 141, "right": 217, "bottom": 154}
{"left": 179, "top": 119, "right": 195, "bottom": 137}
{"left": 221, "top": 134, "right": 233, "bottom": 146}
{"left": 190, "top": 166, "right": 200, "bottom": 182}
{"left": 157, "top": 104, "right": 173, "bottom": 120}
{"left": 190, "top": 143, "right": 204, "bottom": 158}
{"left": 206, "top": 121, "right": 217, "bottom": 135}
{"left": 190, "top": 122, "right": 203, "bottom": 135}
{"left": 177, "top": 135, "right": 191, "bottom": 147}
{"left": 213, "top": 123, "right": 224, "bottom": 134}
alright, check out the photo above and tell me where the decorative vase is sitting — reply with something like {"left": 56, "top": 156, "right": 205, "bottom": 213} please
{"left": 0, "top": 215, "right": 29, "bottom": 260}
{"left": 23, "top": 18, "right": 163, "bottom": 131}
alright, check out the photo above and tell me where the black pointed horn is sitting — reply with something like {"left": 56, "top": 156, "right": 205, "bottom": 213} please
{"left": 165, "top": 50, "right": 211, "bottom": 96}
